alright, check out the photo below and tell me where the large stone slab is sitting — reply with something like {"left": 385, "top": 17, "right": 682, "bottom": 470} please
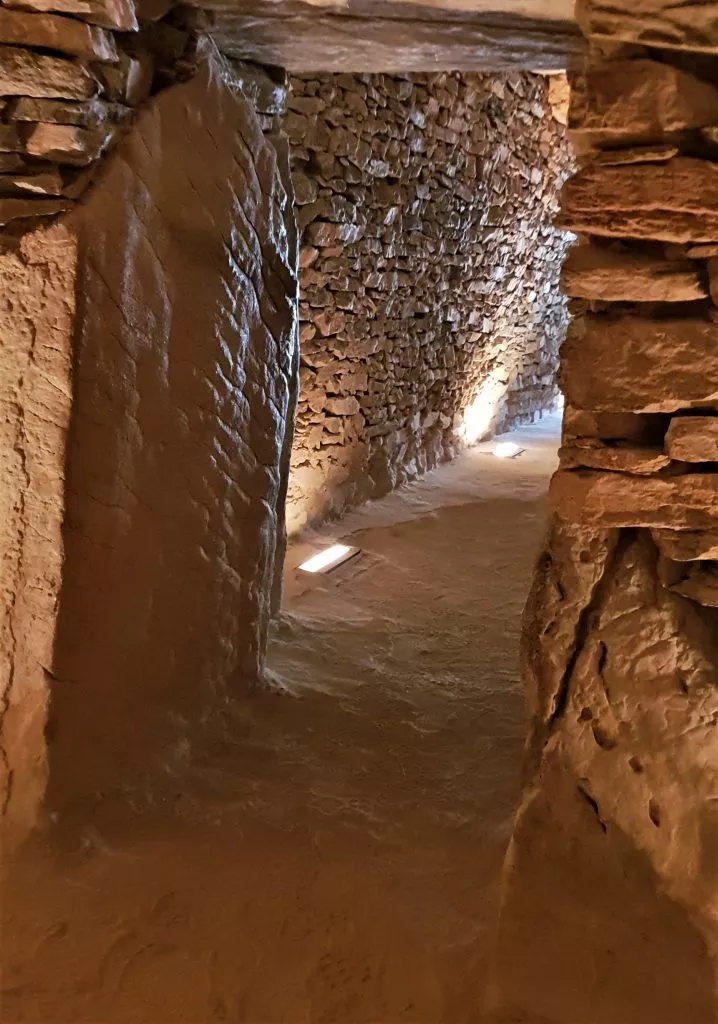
{"left": 666, "top": 416, "right": 718, "bottom": 462}
{"left": 558, "top": 158, "right": 718, "bottom": 243}
{"left": 0, "top": 8, "right": 118, "bottom": 61}
{"left": 551, "top": 470, "right": 718, "bottom": 529}
{"left": 569, "top": 59, "right": 718, "bottom": 145}
{"left": 562, "top": 244, "right": 706, "bottom": 303}
{"left": 208, "top": 7, "right": 583, "bottom": 72}
{"left": 562, "top": 312, "right": 718, "bottom": 413}
{"left": 4, "top": 0, "right": 138, "bottom": 31}
{"left": 576, "top": 0, "right": 718, "bottom": 52}
{"left": 0, "top": 46, "right": 98, "bottom": 99}
{"left": 559, "top": 443, "right": 670, "bottom": 475}
{"left": 652, "top": 528, "right": 718, "bottom": 562}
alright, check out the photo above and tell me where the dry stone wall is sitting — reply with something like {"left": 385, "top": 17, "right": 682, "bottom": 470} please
{"left": 286, "top": 71, "right": 574, "bottom": 533}
{"left": 493, "top": 5, "right": 718, "bottom": 1021}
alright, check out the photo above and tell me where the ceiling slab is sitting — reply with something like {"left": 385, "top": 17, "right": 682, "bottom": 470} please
{"left": 197, "top": 1, "right": 583, "bottom": 73}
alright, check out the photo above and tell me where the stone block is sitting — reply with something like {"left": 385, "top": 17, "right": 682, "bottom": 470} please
{"left": 0, "top": 8, "right": 118, "bottom": 61}
{"left": 558, "top": 159, "right": 718, "bottom": 243}
{"left": 0, "top": 195, "right": 71, "bottom": 224}
{"left": 562, "top": 312, "right": 718, "bottom": 413}
{"left": 576, "top": 0, "right": 718, "bottom": 52}
{"left": 562, "top": 244, "right": 706, "bottom": 303}
{"left": 551, "top": 469, "right": 718, "bottom": 530}
{"left": 665, "top": 416, "right": 718, "bottom": 462}
{"left": 559, "top": 443, "right": 670, "bottom": 475}
{"left": 0, "top": 45, "right": 98, "bottom": 99}
{"left": 652, "top": 528, "right": 718, "bottom": 561}
{"left": 569, "top": 59, "right": 718, "bottom": 144}
{"left": 4, "top": 0, "right": 138, "bottom": 31}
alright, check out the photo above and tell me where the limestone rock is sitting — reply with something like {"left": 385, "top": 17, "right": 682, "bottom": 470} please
{"left": 0, "top": 8, "right": 118, "bottom": 61}
{"left": 0, "top": 195, "right": 70, "bottom": 223}
{"left": 592, "top": 144, "right": 678, "bottom": 167}
{"left": 652, "top": 528, "right": 718, "bottom": 562}
{"left": 569, "top": 59, "right": 718, "bottom": 144}
{"left": 6, "top": 96, "right": 130, "bottom": 128}
{"left": 562, "top": 312, "right": 718, "bottom": 413}
{"left": 0, "top": 168, "right": 65, "bottom": 195}
{"left": 23, "top": 122, "right": 112, "bottom": 164}
{"left": 562, "top": 244, "right": 706, "bottom": 302}
{"left": 576, "top": 0, "right": 718, "bottom": 52}
{"left": 668, "top": 565, "right": 718, "bottom": 608}
{"left": 665, "top": 416, "right": 718, "bottom": 463}
{"left": 559, "top": 158, "right": 718, "bottom": 242}
{"left": 0, "top": 46, "right": 98, "bottom": 99}
{"left": 3, "top": 0, "right": 138, "bottom": 31}
{"left": 559, "top": 443, "right": 670, "bottom": 475}
{"left": 551, "top": 470, "right": 718, "bottom": 530}
{"left": 94, "top": 51, "right": 154, "bottom": 105}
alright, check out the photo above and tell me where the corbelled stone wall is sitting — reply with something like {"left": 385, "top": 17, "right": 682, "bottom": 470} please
{"left": 0, "top": 43, "right": 298, "bottom": 837}
{"left": 286, "top": 71, "right": 573, "bottom": 532}
{"left": 492, "top": 5, "right": 718, "bottom": 1021}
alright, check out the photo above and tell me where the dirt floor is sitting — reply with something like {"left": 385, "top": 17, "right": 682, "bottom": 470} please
{"left": 2, "top": 416, "right": 560, "bottom": 1024}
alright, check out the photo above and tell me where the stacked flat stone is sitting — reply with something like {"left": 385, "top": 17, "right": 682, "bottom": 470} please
{"left": 554, "top": 5, "right": 718, "bottom": 606}
{"left": 0, "top": 0, "right": 201, "bottom": 231}
{"left": 287, "top": 71, "right": 573, "bottom": 532}
{"left": 492, "top": 6, "right": 718, "bottom": 1014}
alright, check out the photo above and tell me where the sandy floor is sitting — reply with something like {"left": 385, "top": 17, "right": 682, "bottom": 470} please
{"left": 2, "top": 416, "right": 560, "bottom": 1024}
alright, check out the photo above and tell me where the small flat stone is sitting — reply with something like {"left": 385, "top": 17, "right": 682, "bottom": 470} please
{"left": 562, "top": 243, "right": 706, "bottom": 302}
{"left": 0, "top": 125, "right": 22, "bottom": 152}
{"left": 665, "top": 416, "right": 718, "bottom": 462}
{"left": 0, "top": 45, "right": 98, "bottom": 99}
{"left": 0, "top": 9, "right": 118, "bottom": 61}
{"left": 552, "top": 470, "right": 718, "bottom": 530}
{"left": 6, "top": 96, "right": 129, "bottom": 127}
{"left": 0, "top": 168, "right": 65, "bottom": 195}
{"left": 94, "top": 52, "right": 153, "bottom": 105}
{"left": 652, "top": 528, "right": 718, "bottom": 561}
{"left": 669, "top": 565, "right": 718, "bottom": 608}
{"left": 569, "top": 59, "right": 718, "bottom": 144}
{"left": 23, "top": 122, "right": 111, "bottom": 164}
{"left": 3, "top": 0, "right": 138, "bottom": 31}
{"left": 577, "top": 0, "right": 718, "bottom": 53}
{"left": 593, "top": 143, "right": 678, "bottom": 166}
{"left": 0, "top": 152, "right": 26, "bottom": 171}
{"left": 0, "top": 195, "right": 71, "bottom": 224}
{"left": 563, "top": 312, "right": 718, "bottom": 413}
{"left": 558, "top": 158, "right": 718, "bottom": 243}
{"left": 687, "top": 243, "right": 718, "bottom": 258}
{"left": 559, "top": 444, "right": 670, "bottom": 475}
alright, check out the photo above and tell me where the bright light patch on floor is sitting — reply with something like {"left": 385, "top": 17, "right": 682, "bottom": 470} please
{"left": 299, "top": 544, "right": 356, "bottom": 574}
{"left": 493, "top": 442, "right": 524, "bottom": 459}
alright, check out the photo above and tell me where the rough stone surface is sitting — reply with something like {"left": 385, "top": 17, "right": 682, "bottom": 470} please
{"left": 568, "top": 58, "right": 718, "bottom": 145}
{"left": 5, "top": 0, "right": 138, "bottom": 31}
{"left": 552, "top": 470, "right": 718, "bottom": 536}
{"left": 558, "top": 158, "right": 718, "bottom": 242}
{"left": 41, "top": 51, "right": 297, "bottom": 810}
{"left": 562, "top": 242, "right": 707, "bottom": 302}
{"left": 665, "top": 416, "right": 718, "bottom": 463}
{"left": 577, "top": 0, "right": 718, "bottom": 52}
{"left": 653, "top": 528, "right": 718, "bottom": 562}
{"left": 0, "top": 224, "right": 76, "bottom": 842}
{"left": 287, "top": 71, "right": 573, "bottom": 531}
{"left": 0, "top": 45, "right": 99, "bottom": 99}
{"left": 0, "top": 8, "right": 119, "bottom": 61}
{"left": 559, "top": 443, "right": 670, "bottom": 475}
{"left": 561, "top": 311, "right": 718, "bottom": 413}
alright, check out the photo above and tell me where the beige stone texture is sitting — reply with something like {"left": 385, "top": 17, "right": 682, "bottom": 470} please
{"left": 562, "top": 243, "right": 707, "bottom": 302}
{"left": 0, "top": 44, "right": 99, "bottom": 99}
{"left": 562, "top": 311, "right": 718, "bottom": 413}
{"left": 0, "top": 8, "right": 118, "bottom": 61}
{"left": 652, "top": 528, "right": 718, "bottom": 562}
{"left": 551, "top": 470, "right": 718, "bottom": 530}
{"left": 559, "top": 443, "right": 670, "bottom": 475}
{"left": 577, "top": 0, "right": 718, "bottom": 52}
{"left": 665, "top": 416, "right": 718, "bottom": 463}
{"left": 558, "top": 158, "right": 718, "bottom": 242}
{"left": 569, "top": 58, "right": 718, "bottom": 144}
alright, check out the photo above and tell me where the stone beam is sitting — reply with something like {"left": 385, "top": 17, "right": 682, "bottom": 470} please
{"left": 196, "top": 0, "right": 584, "bottom": 72}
